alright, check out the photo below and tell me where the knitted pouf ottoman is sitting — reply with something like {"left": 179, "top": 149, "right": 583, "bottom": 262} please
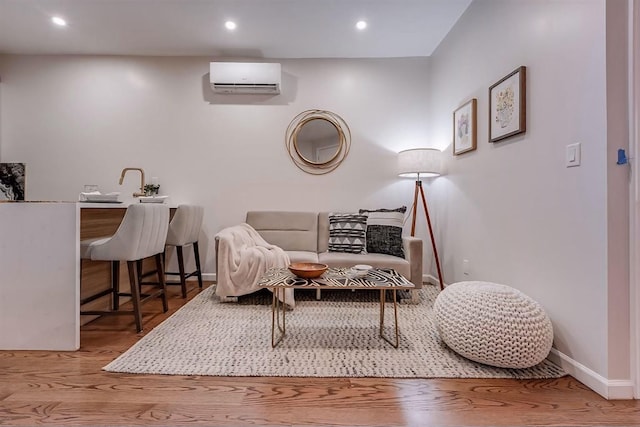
{"left": 434, "top": 281, "right": 554, "bottom": 369}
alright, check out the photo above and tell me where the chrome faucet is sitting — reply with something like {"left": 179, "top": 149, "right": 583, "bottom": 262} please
{"left": 119, "top": 167, "right": 146, "bottom": 197}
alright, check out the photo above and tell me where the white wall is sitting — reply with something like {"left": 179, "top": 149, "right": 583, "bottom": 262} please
{"left": 605, "top": 0, "right": 631, "bottom": 384}
{"left": 427, "top": 0, "right": 618, "bottom": 382}
{"left": 0, "top": 55, "right": 430, "bottom": 275}
{"left": 632, "top": 0, "right": 640, "bottom": 400}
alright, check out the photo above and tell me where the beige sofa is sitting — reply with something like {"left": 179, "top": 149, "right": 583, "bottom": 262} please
{"left": 239, "top": 211, "right": 423, "bottom": 301}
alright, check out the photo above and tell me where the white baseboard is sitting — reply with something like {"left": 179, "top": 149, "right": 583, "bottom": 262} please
{"left": 548, "top": 348, "right": 635, "bottom": 399}
{"left": 423, "top": 273, "right": 446, "bottom": 287}
{"left": 202, "top": 273, "right": 216, "bottom": 282}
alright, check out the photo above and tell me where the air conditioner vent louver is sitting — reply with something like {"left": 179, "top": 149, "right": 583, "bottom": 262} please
{"left": 210, "top": 62, "right": 281, "bottom": 94}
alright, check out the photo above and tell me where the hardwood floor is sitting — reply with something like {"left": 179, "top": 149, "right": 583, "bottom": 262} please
{"left": 1, "top": 282, "right": 638, "bottom": 426}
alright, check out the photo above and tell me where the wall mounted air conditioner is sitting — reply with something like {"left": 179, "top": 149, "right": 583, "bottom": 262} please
{"left": 209, "top": 62, "right": 281, "bottom": 94}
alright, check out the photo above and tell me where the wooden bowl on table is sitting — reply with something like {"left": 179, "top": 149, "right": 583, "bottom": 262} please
{"left": 288, "top": 262, "right": 328, "bottom": 279}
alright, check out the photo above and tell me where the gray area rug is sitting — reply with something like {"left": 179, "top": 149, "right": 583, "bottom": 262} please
{"left": 104, "top": 285, "right": 565, "bottom": 378}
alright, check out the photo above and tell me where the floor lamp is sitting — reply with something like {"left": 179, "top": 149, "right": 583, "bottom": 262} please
{"left": 398, "top": 148, "right": 444, "bottom": 290}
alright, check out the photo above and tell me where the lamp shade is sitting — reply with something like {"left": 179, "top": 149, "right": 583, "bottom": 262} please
{"left": 397, "top": 148, "right": 442, "bottom": 178}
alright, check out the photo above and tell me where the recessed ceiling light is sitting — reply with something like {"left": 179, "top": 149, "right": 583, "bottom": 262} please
{"left": 51, "top": 16, "right": 67, "bottom": 27}
{"left": 225, "top": 21, "right": 237, "bottom": 30}
{"left": 356, "top": 20, "right": 367, "bottom": 30}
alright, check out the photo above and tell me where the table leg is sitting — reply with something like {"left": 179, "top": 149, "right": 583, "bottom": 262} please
{"left": 271, "top": 288, "right": 286, "bottom": 347}
{"left": 379, "top": 289, "right": 400, "bottom": 348}
{"left": 393, "top": 289, "right": 399, "bottom": 346}
{"left": 379, "top": 289, "right": 385, "bottom": 336}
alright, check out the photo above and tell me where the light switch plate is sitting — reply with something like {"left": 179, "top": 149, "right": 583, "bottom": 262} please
{"left": 566, "top": 143, "right": 581, "bottom": 167}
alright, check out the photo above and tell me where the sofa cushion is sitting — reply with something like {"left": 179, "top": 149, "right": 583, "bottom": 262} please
{"left": 327, "top": 212, "right": 368, "bottom": 254}
{"left": 285, "top": 250, "right": 319, "bottom": 264}
{"left": 319, "top": 251, "right": 411, "bottom": 279}
{"left": 246, "top": 211, "right": 317, "bottom": 252}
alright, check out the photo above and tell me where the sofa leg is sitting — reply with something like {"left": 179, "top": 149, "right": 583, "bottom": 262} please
{"left": 219, "top": 295, "right": 239, "bottom": 303}
{"left": 316, "top": 289, "right": 321, "bottom": 300}
{"left": 405, "top": 289, "right": 420, "bottom": 305}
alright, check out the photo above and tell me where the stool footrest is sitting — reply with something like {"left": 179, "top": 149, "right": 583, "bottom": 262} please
{"left": 165, "top": 270, "right": 200, "bottom": 279}
{"left": 117, "top": 290, "right": 165, "bottom": 301}
{"left": 80, "top": 288, "right": 113, "bottom": 305}
{"left": 81, "top": 310, "right": 137, "bottom": 316}
{"left": 139, "top": 289, "right": 166, "bottom": 306}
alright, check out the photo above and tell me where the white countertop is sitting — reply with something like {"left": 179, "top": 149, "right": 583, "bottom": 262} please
{"left": 4, "top": 200, "right": 177, "bottom": 208}
{"left": 78, "top": 201, "right": 178, "bottom": 208}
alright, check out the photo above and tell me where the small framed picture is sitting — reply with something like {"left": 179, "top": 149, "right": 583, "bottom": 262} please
{"left": 0, "top": 163, "right": 25, "bottom": 200}
{"left": 453, "top": 98, "right": 477, "bottom": 155}
{"left": 489, "top": 66, "right": 526, "bottom": 142}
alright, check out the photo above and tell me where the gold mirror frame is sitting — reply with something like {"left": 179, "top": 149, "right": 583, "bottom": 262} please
{"left": 286, "top": 109, "right": 351, "bottom": 175}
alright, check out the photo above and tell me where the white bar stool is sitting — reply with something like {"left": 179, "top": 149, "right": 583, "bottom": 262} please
{"left": 164, "top": 205, "right": 204, "bottom": 298}
{"left": 80, "top": 203, "right": 170, "bottom": 332}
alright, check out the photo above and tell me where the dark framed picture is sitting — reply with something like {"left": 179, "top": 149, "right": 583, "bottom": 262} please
{"left": 0, "top": 163, "right": 25, "bottom": 200}
{"left": 453, "top": 98, "right": 477, "bottom": 155}
{"left": 489, "top": 66, "right": 526, "bottom": 142}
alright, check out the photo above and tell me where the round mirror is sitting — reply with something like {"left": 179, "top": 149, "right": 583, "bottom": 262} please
{"left": 294, "top": 118, "right": 341, "bottom": 165}
{"left": 286, "top": 110, "right": 350, "bottom": 175}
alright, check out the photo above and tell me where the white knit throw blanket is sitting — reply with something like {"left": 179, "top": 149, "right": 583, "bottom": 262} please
{"left": 215, "top": 223, "right": 293, "bottom": 307}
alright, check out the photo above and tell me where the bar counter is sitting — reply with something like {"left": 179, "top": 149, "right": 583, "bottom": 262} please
{"left": 0, "top": 201, "right": 176, "bottom": 351}
{"left": 0, "top": 201, "right": 79, "bottom": 350}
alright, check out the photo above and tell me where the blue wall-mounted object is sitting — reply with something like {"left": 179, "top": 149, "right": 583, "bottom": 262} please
{"left": 617, "top": 149, "right": 628, "bottom": 165}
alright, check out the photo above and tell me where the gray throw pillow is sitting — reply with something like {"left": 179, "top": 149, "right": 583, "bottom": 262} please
{"left": 359, "top": 206, "right": 407, "bottom": 214}
{"left": 358, "top": 207, "right": 406, "bottom": 258}
{"left": 328, "top": 212, "right": 368, "bottom": 254}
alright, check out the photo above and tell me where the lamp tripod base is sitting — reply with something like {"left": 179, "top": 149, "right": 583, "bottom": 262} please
{"left": 410, "top": 180, "right": 444, "bottom": 290}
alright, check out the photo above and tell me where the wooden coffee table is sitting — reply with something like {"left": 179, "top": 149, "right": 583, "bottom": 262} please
{"left": 257, "top": 267, "right": 415, "bottom": 348}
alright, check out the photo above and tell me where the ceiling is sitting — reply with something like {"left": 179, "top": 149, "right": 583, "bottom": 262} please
{"left": 0, "top": 0, "right": 472, "bottom": 58}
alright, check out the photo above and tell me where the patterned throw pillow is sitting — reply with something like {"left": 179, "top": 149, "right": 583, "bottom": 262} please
{"left": 328, "top": 213, "right": 368, "bottom": 254}
{"left": 358, "top": 207, "right": 406, "bottom": 258}
{"left": 359, "top": 206, "right": 407, "bottom": 215}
